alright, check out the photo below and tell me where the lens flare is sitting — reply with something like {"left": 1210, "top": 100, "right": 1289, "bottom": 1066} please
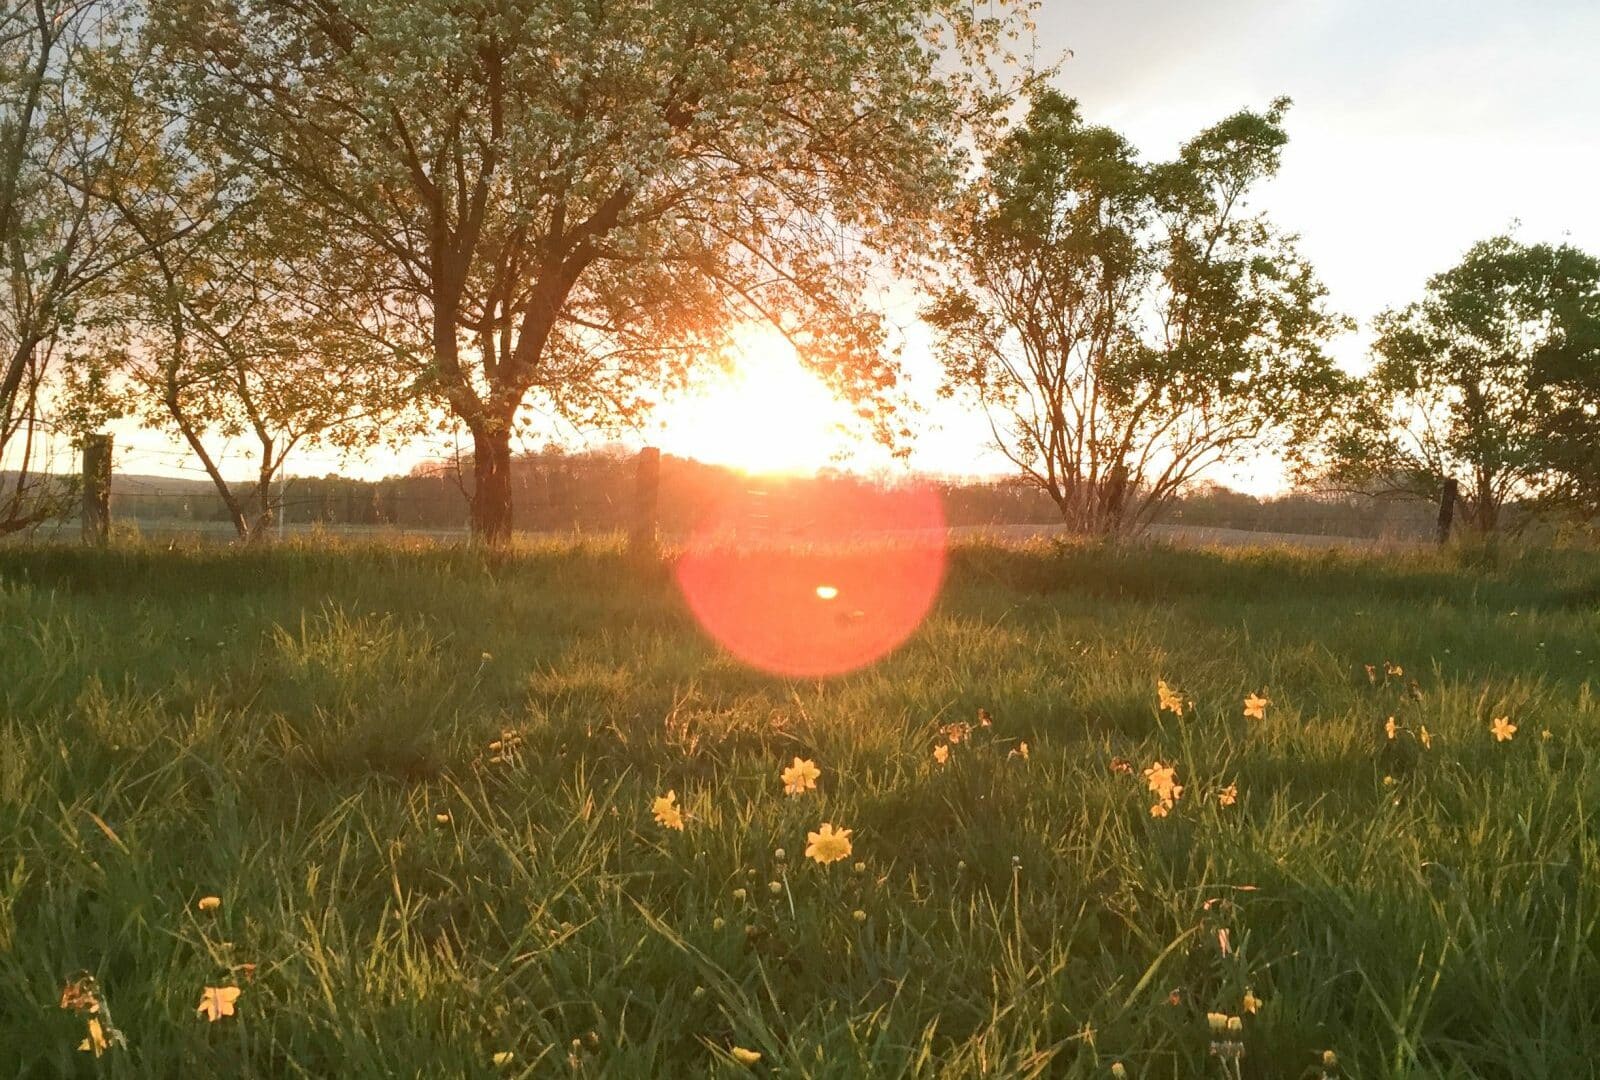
{"left": 675, "top": 483, "right": 946, "bottom": 677}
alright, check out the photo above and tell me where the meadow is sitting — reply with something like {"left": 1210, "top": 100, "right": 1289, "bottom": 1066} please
{"left": 1, "top": 538, "right": 1598, "bottom": 1077}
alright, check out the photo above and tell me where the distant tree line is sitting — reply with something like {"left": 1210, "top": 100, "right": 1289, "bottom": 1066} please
{"left": 86, "top": 448, "right": 1441, "bottom": 542}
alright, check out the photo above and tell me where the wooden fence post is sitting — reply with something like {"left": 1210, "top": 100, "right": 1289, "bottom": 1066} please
{"left": 81, "top": 433, "right": 112, "bottom": 546}
{"left": 1436, "top": 477, "right": 1457, "bottom": 545}
{"left": 631, "top": 446, "right": 661, "bottom": 560}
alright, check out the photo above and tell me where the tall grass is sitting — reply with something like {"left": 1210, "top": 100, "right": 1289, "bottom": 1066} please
{"left": 1, "top": 538, "right": 1596, "bottom": 1076}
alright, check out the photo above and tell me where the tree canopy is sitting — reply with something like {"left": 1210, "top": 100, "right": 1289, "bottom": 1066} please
{"left": 928, "top": 90, "right": 1348, "bottom": 535}
{"left": 1309, "top": 235, "right": 1600, "bottom": 533}
{"left": 151, "top": 0, "right": 1037, "bottom": 542}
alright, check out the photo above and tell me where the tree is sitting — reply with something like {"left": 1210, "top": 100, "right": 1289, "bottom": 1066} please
{"left": 927, "top": 91, "right": 1348, "bottom": 536}
{"left": 111, "top": 174, "right": 411, "bottom": 541}
{"left": 0, "top": 0, "right": 171, "bottom": 532}
{"left": 152, "top": 0, "right": 1036, "bottom": 543}
{"left": 1312, "top": 236, "right": 1600, "bottom": 534}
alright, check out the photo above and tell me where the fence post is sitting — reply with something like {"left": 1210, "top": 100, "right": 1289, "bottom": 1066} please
{"left": 631, "top": 446, "right": 661, "bottom": 560}
{"left": 81, "top": 433, "right": 112, "bottom": 546}
{"left": 1436, "top": 477, "right": 1457, "bottom": 545}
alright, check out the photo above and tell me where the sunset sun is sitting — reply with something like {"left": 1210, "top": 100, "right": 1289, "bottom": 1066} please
{"left": 651, "top": 325, "right": 861, "bottom": 475}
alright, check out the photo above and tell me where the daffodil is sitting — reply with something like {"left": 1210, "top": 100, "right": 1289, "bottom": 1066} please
{"left": 933, "top": 744, "right": 949, "bottom": 765}
{"left": 1217, "top": 783, "right": 1237, "bottom": 807}
{"left": 1158, "top": 679, "right": 1185, "bottom": 716}
{"left": 805, "top": 823, "right": 853, "bottom": 865}
{"left": 1243, "top": 692, "right": 1269, "bottom": 720}
{"left": 781, "top": 757, "right": 820, "bottom": 795}
{"left": 196, "top": 986, "right": 240, "bottom": 1022}
{"left": 1491, "top": 717, "right": 1517, "bottom": 742}
{"left": 652, "top": 790, "right": 685, "bottom": 830}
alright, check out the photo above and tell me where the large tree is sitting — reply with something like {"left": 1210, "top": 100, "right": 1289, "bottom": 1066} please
{"left": 927, "top": 91, "right": 1348, "bottom": 536}
{"left": 1311, "top": 236, "right": 1600, "bottom": 534}
{"left": 152, "top": 0, "right": 1035, "bottom": 543}
{"left": 1, "top": 0, "right": 178, "bottom": 532}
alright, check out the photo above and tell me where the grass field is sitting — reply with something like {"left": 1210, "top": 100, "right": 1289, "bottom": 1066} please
{"left": 2, "top": 539, "right": 1598, "bottom": 1077}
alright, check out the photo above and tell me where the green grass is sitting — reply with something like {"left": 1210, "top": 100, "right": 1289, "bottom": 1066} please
{"left": 2, "top": 538, "right": 1598, "bottom": 1077}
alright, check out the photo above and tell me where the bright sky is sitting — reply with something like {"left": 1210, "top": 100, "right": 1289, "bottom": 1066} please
{"left": 99, "top": 1, "right": 1600, "bottom": 493}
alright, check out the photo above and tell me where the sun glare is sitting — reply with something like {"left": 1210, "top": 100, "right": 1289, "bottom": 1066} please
{"left": 651, "top": 325, "right": 860, "bottom": 475}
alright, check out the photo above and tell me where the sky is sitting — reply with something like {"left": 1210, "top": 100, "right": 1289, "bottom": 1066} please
{"left": 102, "top": 0, "right": 1600, "bottom": 493}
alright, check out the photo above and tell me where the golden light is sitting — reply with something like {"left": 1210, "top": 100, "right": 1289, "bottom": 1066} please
{"left": 651, "top": 324, "right": 861, "bottom": 475}
{"left": 815, "top": 585, "right": 839, "bottom": 600}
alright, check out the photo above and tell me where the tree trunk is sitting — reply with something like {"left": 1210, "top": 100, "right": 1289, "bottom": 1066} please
{"left": 471, "top": 424, "right": 514, "bottom": 545}
{"left": 1473, "top": 468, "right": 1498, "bottom": 533}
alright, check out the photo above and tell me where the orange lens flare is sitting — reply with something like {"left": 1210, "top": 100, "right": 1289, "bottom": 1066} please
{"left": 674, "top": 483, "right": 946, "bottom": 678}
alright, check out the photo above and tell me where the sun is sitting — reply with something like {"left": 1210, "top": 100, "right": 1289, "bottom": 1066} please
{"left": 650, "top": 324, "right": 862, "bottom": 474}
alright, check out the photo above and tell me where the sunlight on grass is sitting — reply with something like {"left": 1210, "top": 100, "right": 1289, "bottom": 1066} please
{"left": 0, "top": 539, "right": 1597, "bottom": 1073}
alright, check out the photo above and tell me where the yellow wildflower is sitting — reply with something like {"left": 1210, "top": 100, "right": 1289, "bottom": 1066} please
{"left": 196, "top": 986, "right": 240, "bottom": 1022}
{"left": 1009, "top": 741, "right": 1030, "bottom": 760}
{"left": 1490, "top": 717, "right": 1517, "bottom": 742}
{"left": 1384, "top": 716, "right": 1398, "bottom": 740}
{"left": 492, "top": 1051, "right": 515, "bottom": 1067}
{"left": 652, "top": 790, "right": 685, "bottom": 830}
{"left": 1418, "top": 725, "right": 1432, "bottom": 749}
{"left": 197, "top": 895, "right": 221, "bottom": 913}
{"left": 1243, "top": 692, "right": 1269, "bottom": 720}
{"left": 805, "top": 823, "right": 853, "bottom": 865}
{"left": 1143, "top": 761, "right": 1183, "bottom": 804}
{"left": 731, "top": 1046, "right": 762, "bottom": 1065}
{"left": 1218, "top": 783, "right": 1237, "bottom": 807}
{"left": 1242, "top": 988, "right": 1262, "bottom": 1014}
{"left": 933, "top": 744, "right": 949, "bottom": 765}
{"left": 781, "top": 757, "right": 820, "bottom": 795}
{"left": 1157, "top": 679, "right": 1185, "bottom": 716}
{"left": 1149, "top": 801, "right": 1170, "bottom": 818}
{"left": 79, "top": 1017, "right": 109, "bottom": 1057}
